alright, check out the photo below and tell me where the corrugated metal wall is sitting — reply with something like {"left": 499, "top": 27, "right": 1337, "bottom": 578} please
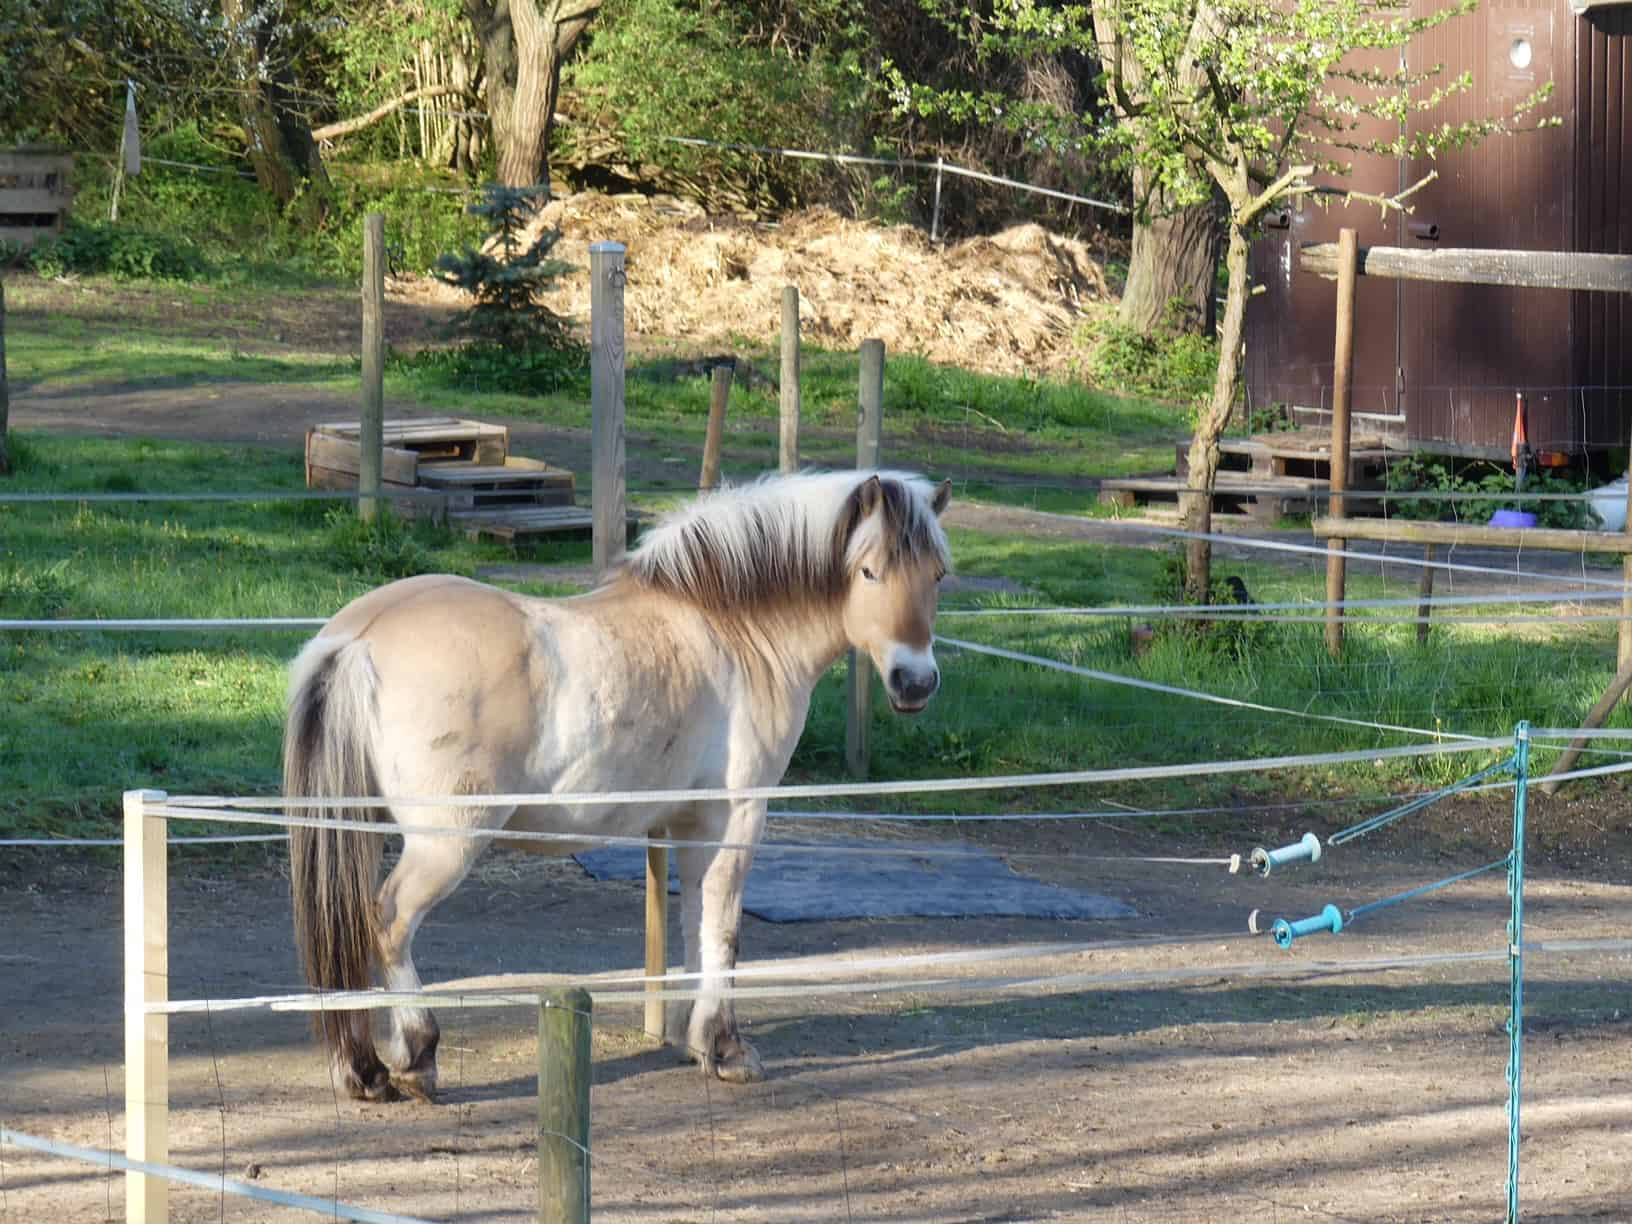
{"left": 1244, "top": 2, "right": 1632, "bottom": 460}
{"left": 1574, "top": 5, "right": 1632, "bottom": 456}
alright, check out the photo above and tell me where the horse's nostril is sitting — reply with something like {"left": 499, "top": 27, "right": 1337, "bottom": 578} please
{"left": 888, "top": 666, "right": 908, "bottom": 693}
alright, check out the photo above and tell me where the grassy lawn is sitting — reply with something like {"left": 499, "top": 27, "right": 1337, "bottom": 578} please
{"left": 2, "top": 434, "right": 1617, "bottom": 841}
{"left": 7, "top": 278, "right": 1182, "bottom": 505}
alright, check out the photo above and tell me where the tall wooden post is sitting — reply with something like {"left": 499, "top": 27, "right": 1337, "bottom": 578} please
{"left": 847, "top": 339, "right": 885, "bottom": 779}
{"left": 359, "top": 213, "right": 386, "bottom": 524}
{"left": 0, "top": 276, "right": 11, "bottom": 475}
{"left": 779, "top": 286, "right": 801, "bottom": 474}
{"left": 1324, "top": 227, "right": 1358, "bottom": 659}
{"left": 539, "top": 988, "right": 593, "bottom": 1224}
{"left": 700, "top": 364, "right": 730, "bottom": 492}
{"left": 591, "top": 241, "right": 628, "bottom": 577}
{"left": 124, "top": 789, "right": 168, "bottom": 1224}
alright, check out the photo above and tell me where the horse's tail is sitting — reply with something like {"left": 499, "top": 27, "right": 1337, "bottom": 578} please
{"left": 284, "top": 634, "right": 384, "bottom": 1067}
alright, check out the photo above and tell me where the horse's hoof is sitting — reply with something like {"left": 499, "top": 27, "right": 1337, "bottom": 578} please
{"left": 393, "top": 1068, "right": 438, "bottom": 1103}
{"left": 344, "top": 1063, "right": 400, "bottom": 1103}
{"left": 706, "top": 1033, "right": 765, "bottom": 1084}
{"left": 713, "top": 1048, "right": 765, "bottom": 1084}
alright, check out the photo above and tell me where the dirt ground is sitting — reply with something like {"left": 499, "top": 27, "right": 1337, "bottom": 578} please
{"left": 6, "top": 247, "right": 1632, "bottom": 1220}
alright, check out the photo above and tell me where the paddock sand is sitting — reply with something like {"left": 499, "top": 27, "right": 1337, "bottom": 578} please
{"left": 4, "top": 806, "right": 1631, "bottom": 1223}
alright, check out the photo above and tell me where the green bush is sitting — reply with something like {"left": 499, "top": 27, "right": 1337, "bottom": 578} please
{"left": 28, "top": 219, "right": 201, "bottom": 280}
{"left": 324, "top": 507, "right": 437, "bottom": 581}
{"left": 1078, "top": 306, "right": 1219, "bottom": 408}
{"left": 1383, "top": 454, "right": 1595, "bottom": 530}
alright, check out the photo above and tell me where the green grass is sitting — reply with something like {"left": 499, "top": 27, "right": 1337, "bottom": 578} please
{"left": 2, "top": 434, "right": 1618, "bottom": 844}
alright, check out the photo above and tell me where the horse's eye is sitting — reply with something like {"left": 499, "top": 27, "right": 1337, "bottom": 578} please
{"left": 936, "top": 569, "right": 947, "bottom": 583}
{"left": 861, "top": 565, "right": 878, "bottom": 582}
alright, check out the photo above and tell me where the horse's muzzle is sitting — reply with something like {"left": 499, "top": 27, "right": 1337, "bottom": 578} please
{"left": 886, "top": 664, "right": 940, "bottom": 714}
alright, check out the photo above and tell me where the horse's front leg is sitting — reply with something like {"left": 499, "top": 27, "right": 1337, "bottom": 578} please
{"left": 676, "top": 799, "right": 765, "bottom": 1083}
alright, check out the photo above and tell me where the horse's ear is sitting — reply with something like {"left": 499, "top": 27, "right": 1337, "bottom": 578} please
{"left": 856, "top": 474, "right": 884, "bottom": 517}
{"left": 931, "top": 478, "right": 951, "bottom": 516}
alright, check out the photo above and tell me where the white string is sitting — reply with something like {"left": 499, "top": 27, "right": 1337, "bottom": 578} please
{"left": 935, "top": 634, "right": 1488, "bottom": 742}
{"left": 940, "top": 588, "right": 1632, "bottom": 616}
{"left": 152, "top": 737, "right": 1506, "bottom": 816}
{"left": 148, "top": 938, "right": 1632, "bottom": 1017}
{"left": 0, "top": 834, "right": 288, "bottom": 847}
{"left": 0, "top": 1129, "right": 433, "bottom": 1224}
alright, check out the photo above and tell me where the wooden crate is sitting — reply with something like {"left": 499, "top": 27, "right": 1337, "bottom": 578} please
{"left": 0, "top": 149, "right": 74, "bottom": 251}
{"left": 308, "top": 418, "right": 509, "bottom": 473}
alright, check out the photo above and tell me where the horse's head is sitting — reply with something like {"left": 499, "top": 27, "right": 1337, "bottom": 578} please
{"left": 837, "top": 474, "right": 953, "bottom": 715}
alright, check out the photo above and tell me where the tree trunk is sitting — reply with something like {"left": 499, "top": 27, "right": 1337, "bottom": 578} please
{"left": 222, "top": 0, "right": 330, "bottom": 217}
{"left": 0, "top": 277, "right": 10, "bottom": 476}
{"left": 1120, "top": 165, "right": 1220, "bottom": 335}
{"left": 468, "top": 0, "right": 598, "bottom": 192}
{"left": 1181, "top": 218, "right": 1250, "bottom": 603}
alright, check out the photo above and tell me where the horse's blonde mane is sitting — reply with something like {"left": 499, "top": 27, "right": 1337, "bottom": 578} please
{"left": 624, "top": 470, "right": 950, "bottom": 612}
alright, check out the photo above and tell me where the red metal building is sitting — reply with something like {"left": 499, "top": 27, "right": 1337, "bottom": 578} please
{"left": 1244, "top": 0, "right": 1631, "bottom": 462}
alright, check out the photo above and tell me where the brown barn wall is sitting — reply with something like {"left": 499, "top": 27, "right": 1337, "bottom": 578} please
{"left": 1245, "top": 2, "right": 1632, "bottom": 461}
{"left": 1574, "top": 5, "right": 1632, "bottom": 459}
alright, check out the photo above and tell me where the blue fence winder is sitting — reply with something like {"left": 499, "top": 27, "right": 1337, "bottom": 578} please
{"left": 1252, "top": 724, "right": 1531, "bottom": 1224}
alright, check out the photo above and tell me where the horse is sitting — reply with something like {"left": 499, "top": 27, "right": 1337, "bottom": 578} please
{"left": 283, "top": 469, "right": 953, "bottom": 1102}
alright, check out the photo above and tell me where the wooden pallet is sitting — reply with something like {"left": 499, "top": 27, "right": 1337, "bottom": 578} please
{"left": 1178, "top": 427, "right": 1396, "bottom": 483}
{"left": 450, "top": 505, "right": 601, "bottom": 541}
{"left": 1099, "top": 474, "right": 1382, "bottom": 523}
{"left": 315, "top": 418, "right": 509, "bottom": 466}
{"left": 418, "top": 458, "right": 576, "bottom": 511}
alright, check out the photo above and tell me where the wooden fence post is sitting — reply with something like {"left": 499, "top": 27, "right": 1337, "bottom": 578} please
{"left": 1324, "top": 227, "right": 1358, "bottom": 659}
{"left": 591, "top": 241, "right": 628, "bottom": 577}
{"left": 700, "top": 364, "right": 730, "bottom": 492}
{"left": 1416, "top": 545, "right": 1436, "bottom": 645}
{"left": 359, "top": 213, "right": 385, "bottom": 524}
{"left": 539, "top": 988, "right": 593, "bottom": 1224}
{"left": 779, "top": 286, "right": 801, "bottom": 474}
{"left": 124, "top": 788, "right": 168, "bottom": 1224}
{"left": 847, "top": 339, "right": 885, "bottom": 779}
{"left": 1, "top": 275, "right": 11, "bottom": 475}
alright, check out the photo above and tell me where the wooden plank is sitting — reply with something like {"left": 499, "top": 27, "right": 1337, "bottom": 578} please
{"left": 591, "top": 242, "right": 628, "bottom": 576}
{"left": 0, "top": 152, "right": 74, "bottom": 176}
{"left": 0, "top": 188, "right": 72, "bottom": 212}
{"left": 417, "top": 462, "right": 573, "bottom": 488}
{"left": 1301, "top": 243, "right": 1632, "bottom": 293}
{"left": 538, "top": 989, "right": 592, "bottom": 1224}
{"left": 779, "top": 285, "right": 800, "bottom": 474}
{"left": 305, "top": 430, "right": 419, "bottom": 486}
{"left": 1100, "top": 475, "right": 1381, "bottom": 496}
{"left": 700, "top": 365, "right": 729, "bottom": 491}
{"left": 1311, "top": 516, "right": 1632, "bottom": 554}
{"left": 848, "top": 338, "right": 884, "bottom": 781}
{"left": 1325, "top": 228, "right": 1358, "bottom": 660}
{"left": 1538, "top": 656, "right": 1632, "bottom": 795}
{"left": 359, "top": 214, "right": 385, "bottom": 523}
{"left": 124, "top": 789, "right": 168, "bottom": 1224}
{"left": 644, "top": 846, "right": 668, "bottom": 1040}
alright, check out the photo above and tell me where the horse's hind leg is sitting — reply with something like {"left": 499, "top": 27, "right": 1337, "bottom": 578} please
{"left": 375, "top": 814, "right": 506, "bottom": 1101}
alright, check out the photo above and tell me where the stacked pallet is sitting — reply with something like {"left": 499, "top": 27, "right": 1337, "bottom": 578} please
{"left": 1098, "top": 427, "right": 1393, "bottom": 523}
{"left": 304, "top": 418, "right": 588, "bottom": 541}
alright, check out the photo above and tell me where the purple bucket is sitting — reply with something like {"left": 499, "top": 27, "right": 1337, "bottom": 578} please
{"left": 1489, "top": 509, "right": 1537, "bottom": 529}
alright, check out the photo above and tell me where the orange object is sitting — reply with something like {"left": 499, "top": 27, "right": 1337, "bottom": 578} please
{"left": 1510, "top": 392, "right": 1529, "bottom": 468}
{"left": 1535, "top": 450, "right": 1570, "bottom": 468}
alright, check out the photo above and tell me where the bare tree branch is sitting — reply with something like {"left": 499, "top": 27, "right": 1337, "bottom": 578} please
{"left": 312, "top": 85, "right": 479, "bottom": 143}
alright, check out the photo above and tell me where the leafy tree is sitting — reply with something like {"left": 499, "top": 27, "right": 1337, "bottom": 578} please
{"left": 903, "top": 0, "right": 1552, "bottom": 601}
{"left": 433, "top": 183, "right": 576, "bottom": 347}
{"left": 220, "top": 0, "right": 332, "bottom": 218}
